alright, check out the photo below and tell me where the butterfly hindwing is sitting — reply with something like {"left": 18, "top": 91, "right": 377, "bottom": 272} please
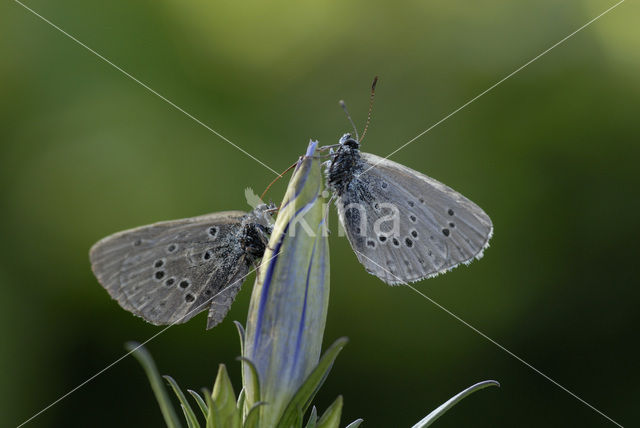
{"left": 336, "top": 152, "right": 492, "bottom": 284}
{"left": 89, "top": 211, "right": 250, "bottom": 327}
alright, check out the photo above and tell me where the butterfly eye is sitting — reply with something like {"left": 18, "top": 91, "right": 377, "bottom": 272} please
{"left": 367, "top": 240, "right": 376, "bottom": 248}
{"left": 154, "top": 271, "right": 165, "bottom": 280}
{"left": 442, "top": 228, "right": 450, "bottom": 237}
{"left": 154, "top": 259, "right": 164, "bottom": 268}
{"left": 410, "top": 230, "right": 418, "bottom": 238}
{"left": 165, "top": 278, "right": 175, "bottom": 287}
{"left": 447, "top": 208, "right": 455, "bottom": 216}
{"left": 179, "top": 280, "right": 190, "bottom": 289}
{"left": 208, "top": 227, "right": 218, "bottom": 238}
{"left": 167, "top": 244, "right": 177, "bottom": 253}
{"left": 404, "top": 238, "right": 414, "bottom": 248}
{"left": 185, "top": 294, "right": 195, "bottom": 303}
{"left": 343, "top": 138, "right": 359, "bottom": 149}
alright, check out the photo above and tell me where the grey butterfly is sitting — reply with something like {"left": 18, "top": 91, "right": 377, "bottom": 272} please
{"left": 326, "top": 133, "right": 493, "bottom": 285}
{"left": 89, "top": 205, "right": 273, "bottom": 329}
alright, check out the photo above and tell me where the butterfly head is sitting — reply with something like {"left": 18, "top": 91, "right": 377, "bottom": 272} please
{"left": 339, "top": 133, "right": 360, "bottom": 149}
{"left": 241, "top": 222, "right": 270, "bottom": 260}
{"left": 250, "top": 203, "right": 277, "bottom": 226}
{"left": 240, "top": 203, "right": 275, "bottom": 261}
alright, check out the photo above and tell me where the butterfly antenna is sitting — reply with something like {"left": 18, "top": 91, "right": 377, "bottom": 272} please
{"left": 260, "top": 160, "right": 299, "bottom": 200}
{"left": 359, "top": 76, "right": 378, "bottom": 143}
{"left": 339, "top": 99, "right": 359, "bottom": 141}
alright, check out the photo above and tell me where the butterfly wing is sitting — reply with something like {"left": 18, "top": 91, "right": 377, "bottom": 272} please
{"left": 89, "top": 211, "right": 251, "bottom": 328}
{"left": 335, "top": 152, "right": 492, "bottom": 284}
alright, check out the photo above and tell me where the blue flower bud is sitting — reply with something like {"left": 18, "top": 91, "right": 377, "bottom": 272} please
{"left": 243, "top": 141, "right": 329, "bottom": 426}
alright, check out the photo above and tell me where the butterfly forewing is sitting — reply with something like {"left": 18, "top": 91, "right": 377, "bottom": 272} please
{"left": 89, "top": 211, "right": 250, "bottom": 326}
{"left": 337, "top": 152, "right": 492, "bottom": 284}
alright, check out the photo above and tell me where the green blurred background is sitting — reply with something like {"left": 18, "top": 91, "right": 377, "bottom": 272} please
{"left": 2, "top": 0, "right": 638, "bottom": 426}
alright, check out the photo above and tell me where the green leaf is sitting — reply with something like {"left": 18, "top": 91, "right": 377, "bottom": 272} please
{"left": 234, "top": 321, "right": 245, "bottom": 356}
{"left": 305, "top": 406, "right": 318, "bottom": 428}
{"left": 125, "top": 342, "right": 182, "bottom": 428}
{"left": 211, "top": 364, "right": 241, "bottom": 428}
{"left": 243, "top": 402, "right": 266, "bottom": 428}
{"left": 316, "top": 396, "right": 342, "bottom": 428}
{"left": 204, "top": 388, "right": 216, "bottom": 428}
{"left": 164, "top": 375, "right": 201, "bottom": 428}
{"left": 344, "top": 419, "right": 363, "bottom": 428}
{"left": 236, "top": 388, "right": 246, "bottom": 415}
{"left": 411, "top": 380, "right": 500, "bottom": 428}
{"left": 275, "top": 337, "right": 348, "bottom": 428}
{"left": 181, "top": 405, "right": 201, "bottom": 428}
{"left": 237, "top": 357, "right": 261, "bottom": 413}
{"left": 294, "top": 406, "right": 304, "bottom": 428}
{"left": 188, "top": 389, "right": 209, "bottom": 418}
{"left": 233, "top": 322, "right": 247, "bottom": 417}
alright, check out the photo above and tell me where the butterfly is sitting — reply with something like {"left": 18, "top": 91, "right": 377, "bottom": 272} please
{"left": 89, "top": 204, "right": 273, "bottom": 329}
{"left": 326, "top": 133, "right": 493, "bottom": 285}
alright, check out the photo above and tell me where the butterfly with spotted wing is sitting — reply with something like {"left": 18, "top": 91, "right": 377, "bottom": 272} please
{"left": 89, "top": 204, "right": 273, "bottom": 329}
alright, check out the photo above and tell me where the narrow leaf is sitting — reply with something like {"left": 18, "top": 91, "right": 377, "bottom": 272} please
{"left": 181, "top": 405, "right": 201, "bottom": 428}
{"left": 236, "top": 388, "right": 246, "bottom": 414}
{"left": 294, "top": 406, "right": 304, "bottom": 428}
{"left": 275, "top": 337, "right": 348, "bottom": 428}
{"left": 211, "top": 364, "right": 241, "bottom": 428}
{"left": 305, "top": 406, "right": 318, "bottom": 428}
{"left": 125, "top": 342, "right": 182, "bottom": 428}
{"left": 188, "top": 389, "right": 209, "bottom": 418}
{"left": 243, "top": 402, "right": 266, "bottom": 428}
{"left": 316, "top": 396, "right": 342, "bottom": 428}
{"left": 234, "top": 321, "right": 245, "bottom": 356}
{"left": 344, "top": 419, "right": 363, "bottom": 428}
{"left": 237, "top": 357, "right": 261, "bottom": 413}
{"left": 233, "top": 322, "right": 247, "bottom": 416}
{"left": 164, "top": 375, "right": 201, "bottom": 428}
{"left": 204, "top": 388, "right": 217, "bottom": 428}
{"left": 411, "top": 380, "right": 500, "bottom": 428}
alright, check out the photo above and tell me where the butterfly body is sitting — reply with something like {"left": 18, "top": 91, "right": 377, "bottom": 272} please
{"left": 327, "top": 137, "right": 362, "bottom": 195}
{"left": 90, "top": 205, "right": 273, "bottom": 329}
{"left": 327, "top": 133, "right": 493, "bottom": 285}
